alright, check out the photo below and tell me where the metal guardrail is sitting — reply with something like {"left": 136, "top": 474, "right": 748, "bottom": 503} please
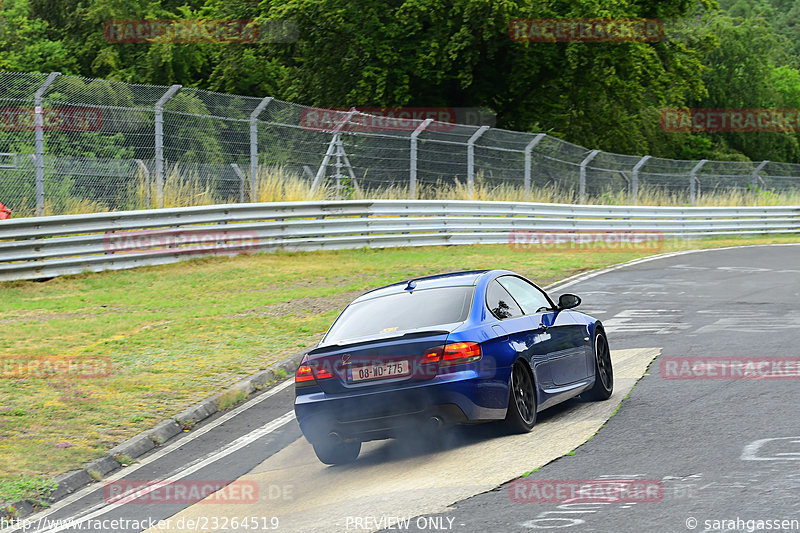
{"left": 1, "top": 200, "right": 798, "bottom": 282}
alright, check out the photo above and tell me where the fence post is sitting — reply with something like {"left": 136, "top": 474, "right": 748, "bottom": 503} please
{"left": 523, "top": 133, "right": 546, "bottom": 197}
{"left": 310, "top": 108, "right": 356, "bottom": 196}
{"left": 467, "top": 126, "right": 490, "bottom": 196}
{"left": 631, "top": 155, "right": 651, "bottom": 205}
{"left": 33, "top": 72, "right": 60, "bottom": 216}
{"left": 752, "top": 160, "right": 768, "bottom": 202}
{"left": 231, "top": 163, "right": 247, "bottom": 203}
{"left": 249, "top": 96, "right": 273, "bottom": 202}
{"left": 336, "top": 140, "right": 360, "bottom": 194}
{"left": 579, "top": 149, "right": 600, "bottom": 203}
{"left": 154, "top": 84, "right": 181, "bottom": 209}
{"left": 689, "top": 159, "right": 707, "bottom": 206}
{"left": 409, "top": 118, "right": 433, "bottom": 199}
{"left": 335, "top": 137, "right": 343, "bottom": 199}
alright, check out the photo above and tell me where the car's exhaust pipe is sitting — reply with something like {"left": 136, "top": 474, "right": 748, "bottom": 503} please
{"left": 427, "top": 416, "right": 443, "bottom": 430}
{"left": 328, "top": 431, "right": 343, "bottom": 443}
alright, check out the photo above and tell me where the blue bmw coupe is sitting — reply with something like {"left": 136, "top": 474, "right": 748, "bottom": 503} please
{"left": 294, "top": 269, "right": 613, "bottom": 464}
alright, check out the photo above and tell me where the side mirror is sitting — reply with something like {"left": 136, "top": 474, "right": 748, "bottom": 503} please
{"left": 557, "top": 293, "right": 581, "bottom": 310}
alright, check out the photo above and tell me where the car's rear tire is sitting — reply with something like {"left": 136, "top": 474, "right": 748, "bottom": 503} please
{"left": 312, "top": 436, "right": 361, "bottom": 465}
{"left": 582, "top": 328, "right": 614, "bottom": 401}
{"left": 504, "top": 360, "right": 537, "bottom": 433}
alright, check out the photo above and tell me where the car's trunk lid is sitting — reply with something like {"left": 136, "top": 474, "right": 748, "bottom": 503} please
{"left": 306, "top": 330, "right": 450, "bottom": 394}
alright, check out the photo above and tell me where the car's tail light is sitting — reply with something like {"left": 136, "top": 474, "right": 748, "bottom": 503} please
{"left": 295, "top": 356, "right": 334, "bottom": 386}
{"left": 295, "top": 361, "right": 315, "bottom": 386}
{"left": 423, "top": 346, "right": 444, "bottom": 363}
{"left": 440, "top": 342, "right": 481, "bottom": 366}
{"left": 315, "top": 366, "right": 334, "bottom": 379}
{"left": 423, "top": 342, "right": 481, "bottom": 368}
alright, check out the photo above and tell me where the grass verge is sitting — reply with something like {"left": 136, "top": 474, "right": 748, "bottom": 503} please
{"left": 0, "top": 234, "right": 798, "bottom": 503}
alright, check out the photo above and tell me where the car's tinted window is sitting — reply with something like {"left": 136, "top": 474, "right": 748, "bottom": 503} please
{"left": 497, "top": 276, "right": 552, "bottom": 315}
{"left": 486, "top": 280, "right": 523, "bottom": 319}
{"left": 324, "top": 286, "right": 474, "bottom": 343}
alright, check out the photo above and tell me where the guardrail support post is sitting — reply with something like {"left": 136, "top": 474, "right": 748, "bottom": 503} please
{"left": 33, "top": 72, "right": 60, "bottom": 216}
{"left": 689, "top": 159, "right": 707, "bottom": 206}
{"left": 249, "top": 96, "right": 273, "bottom": 202}
{"left": 523, "top": 133, "right": 546, "bottom": 197}
{"left": 409, "top": 118, "right": 433, "bottom": 199}
{"left": 467, "top": 126, "right": 490, "bottom": 197}
{"left": 752, "top": 160, "right": 769, "bottom": 203}
{"left": 631, "top": 155, "right": 651, "bottom": 205}
{"left": 154, "top": 84, "right": 181, "bottom": 209}
{"left": 579, "top": 149, "right": 600, "bottom": 203}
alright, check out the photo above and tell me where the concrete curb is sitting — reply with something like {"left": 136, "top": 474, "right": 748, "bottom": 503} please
{"left": 1, "top": 349, "right": 307, "bottom": 520}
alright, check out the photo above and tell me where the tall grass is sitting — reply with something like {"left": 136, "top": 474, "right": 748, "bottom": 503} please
{"left": 253, "top": 166, "right": 327, "bottom": 202}
{"left": 352, "top": 175, "right": 800, "bottom": 207}
{"left": 7, "top": 166, "right": 800, "bottom": 218}
{"left": 9, "top": 196, "right": 108, "bottom": 218}
{"left": 135, "top": 166, "right": 234, "bottom": 209}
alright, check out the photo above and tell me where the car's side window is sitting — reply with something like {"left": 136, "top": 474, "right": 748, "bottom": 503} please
{"left": 497, "top": 276, "right": 553, "bottom": 315}
{"left": 486, "top": 280, "right": 524, "bottom": 319}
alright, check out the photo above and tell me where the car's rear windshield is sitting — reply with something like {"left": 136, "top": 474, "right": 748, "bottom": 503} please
{"left": 323, "top": 286, "right": 475, "bottom": 344}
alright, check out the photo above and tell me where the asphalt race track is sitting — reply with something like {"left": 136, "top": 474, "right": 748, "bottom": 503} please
{"left": 388, "top": 244, "right": 800, "bottom": 533}
{"left": 4, "top": 244, "right": 799, "bottom": 533}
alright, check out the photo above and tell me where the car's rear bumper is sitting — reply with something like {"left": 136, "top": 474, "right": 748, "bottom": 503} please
{"left": 294, "top": 369, "right": 508, "bottom": 443}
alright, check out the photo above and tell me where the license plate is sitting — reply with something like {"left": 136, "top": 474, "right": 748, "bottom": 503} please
{"left": 347, "top": 360, "right": 410, "bottom": 382}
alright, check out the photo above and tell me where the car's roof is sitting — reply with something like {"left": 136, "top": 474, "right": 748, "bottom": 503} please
{"left": 351, "top": 269, "right": 503, "bottom": 303}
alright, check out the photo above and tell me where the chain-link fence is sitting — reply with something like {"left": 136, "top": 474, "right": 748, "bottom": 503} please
{"left": 2, "top": 70, "right": 800, "bottom": 217}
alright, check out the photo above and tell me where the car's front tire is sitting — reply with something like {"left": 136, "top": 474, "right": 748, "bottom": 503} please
{"left": 582, "top": 327, "right": 613, "bottom": 401}
{"left": 504, "top": 360, "right": 537, "bottom": 433}
{"left": 312, "top": 436, "right": 361, "bottom": 465}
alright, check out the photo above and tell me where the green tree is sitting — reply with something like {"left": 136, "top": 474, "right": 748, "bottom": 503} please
{"left": 203, "top": 0, "right": 716, "bottom": 157}
{"left": 10, "top": 0, "right": 800, "bottom": 164}
{"left": 690, "top": 13, "right": 800, "bottom": 161}
{"left": 0, "top": 0, "right": 74, "bottom": 72}
{"left": 24, "top": 0, "right": 212, "bottom": 86}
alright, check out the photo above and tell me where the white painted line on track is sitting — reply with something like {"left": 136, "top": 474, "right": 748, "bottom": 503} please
{"left": 35, "top": 412, "right": 296, "bottom": 533}
{"left": 545, "top": 242, "right": 800, "bottom": 294}
{"left": 0, "top": 379, "right": 295, "bottom": 533}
